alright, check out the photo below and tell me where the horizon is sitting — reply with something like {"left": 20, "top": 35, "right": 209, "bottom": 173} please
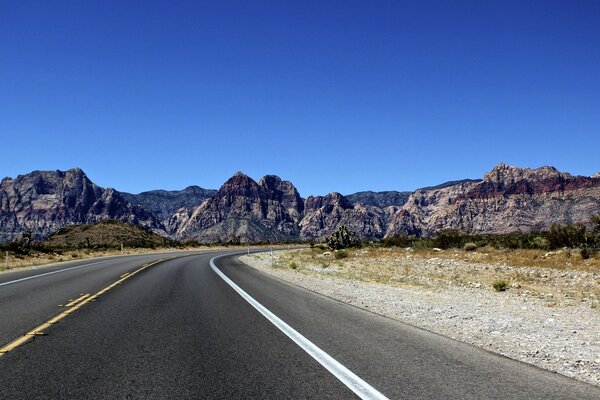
{"left": 2, "top": 1, "right": 599, "bottom": 195}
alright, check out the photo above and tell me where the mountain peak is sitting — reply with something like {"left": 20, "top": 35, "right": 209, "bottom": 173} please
{"left": 483, "top": 163, "right": 568, "bottom": 184}
{"left": 218, "top": 172, "right": 260, "bottom": 197}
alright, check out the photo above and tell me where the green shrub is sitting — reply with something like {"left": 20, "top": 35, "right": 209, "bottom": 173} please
{"left": 492, "top": 280, "right": 509, "bottom": 292}
{"left": 289, "top": 261, "right": 299, "bottom": 269}
{"left": 383, "top": 235, "right": 418, "bottom": 247}
{"left": 546, "top": 223, "right": 588, "bottom": 250}
{"left": 334, "top": 250, "right": 348, "bottom": 259}
{"left": 433, "top": 230, "right": 466, "bottom": 249}
{"left": 581, "top": 247, "right": 591, "bottom": 260}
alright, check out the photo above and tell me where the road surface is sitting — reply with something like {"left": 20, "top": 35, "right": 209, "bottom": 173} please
{"left": 0, "top": 250, "right": 598, "bottom": 399}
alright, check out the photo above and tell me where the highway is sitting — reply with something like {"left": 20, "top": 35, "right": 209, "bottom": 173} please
{"left": 0, "top": 250, "right": 599, "bottom": 399}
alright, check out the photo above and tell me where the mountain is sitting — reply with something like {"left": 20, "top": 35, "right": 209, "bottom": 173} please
{"left": 345, "top": 191, "right": 411, "bottom": 208}
{"left": 418, "top": 179, "right": 481, "bottom": 191}
{"left": 121, "top": 186, "right": 216, "bottom": 225}
{"left": 2, "top": 164, "right": 599, "bottom": 243}
{"left": 386, "top": 163, "right": 600, "bottom": 236}
{"left": 299, "top": 193, "right": 393, "bottom": 241}
{"left": 174, "top": 173, "right": 304, "bottom": 243}
{"left": 0, "top": 168, "right": 160, "bottom": 242}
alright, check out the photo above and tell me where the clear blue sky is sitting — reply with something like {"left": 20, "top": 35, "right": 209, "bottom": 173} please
{"left": 1, "top": 1, "right": 599, "bottom": 196}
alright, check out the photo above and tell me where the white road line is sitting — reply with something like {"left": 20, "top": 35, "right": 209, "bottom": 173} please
{"left": 0, "top": 260, "right": 113, "bottom": 287}
{"left": 210, "top": 255, "right": 389, "bottom": 400}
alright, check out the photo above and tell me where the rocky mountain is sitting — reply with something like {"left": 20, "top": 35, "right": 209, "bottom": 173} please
{"left": 174, "top": 173, "right": 304, "bottom": 243}
{"left": 418, "top": 179, "right": 481, "bottom": 191}
{"left": 0, "top": 169, "right": 159, "bottom": 242}
{"left": 386, "top": 163, "right": 600, "bottom": 237}
{"left": 121, "top": 186, "right": 216, "bottom": 223}
{"left": 345, "top": 191, "right": 411, "bottom": 208}
{"left": 2, "top": 164, "right": 599, "bottom": 243}
{"left": 299, "top": 193, "right": 394, "bottom": 241}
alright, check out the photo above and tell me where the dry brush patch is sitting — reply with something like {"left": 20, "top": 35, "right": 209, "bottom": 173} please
{"left": 256, "top": 247, "right": 600, "bottom": 308}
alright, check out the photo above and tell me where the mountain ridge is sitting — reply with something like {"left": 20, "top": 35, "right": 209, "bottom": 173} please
{"left": 1, "top": 164, "right": 599, "bottom": 243}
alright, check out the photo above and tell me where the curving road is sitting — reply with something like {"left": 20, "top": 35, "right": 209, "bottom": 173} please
{"left": 0, "top": 250, "right": 599, "bottom": 399}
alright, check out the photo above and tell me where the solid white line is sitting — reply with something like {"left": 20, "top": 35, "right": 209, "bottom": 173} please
{"left": 0, "top": 259, "right": 113, "bottom": 287}
{"left": 210, "top": 255, "right": 389, "bottom": 400}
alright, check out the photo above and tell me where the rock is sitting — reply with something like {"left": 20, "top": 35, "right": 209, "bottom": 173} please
{"left": 386, "top": 163, "right": 600, "bottom": 237}
{"left": 175, "top": 172, "right": 303, "bottom": 243}
{"left": 345, "top": 191, "right": 411, "bottom": 208}
{"left": 121, "top": 186, "right": 215, "bottom": 231}
{"left": 299, "top": 192, "right": 387, "bottom": 241}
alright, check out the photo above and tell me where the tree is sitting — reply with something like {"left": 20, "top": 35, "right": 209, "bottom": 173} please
{"left": 325, "top": 225, "right": 360, "bottom": 250}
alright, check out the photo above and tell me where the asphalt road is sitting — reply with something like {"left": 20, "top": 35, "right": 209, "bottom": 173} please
{"left": 0, "top": 250, "right": 599, "bottom": 399}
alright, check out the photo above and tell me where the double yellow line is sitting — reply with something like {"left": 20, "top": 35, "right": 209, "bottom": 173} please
{"left": 0, "top": 257, "right": 174, "bottom": 358}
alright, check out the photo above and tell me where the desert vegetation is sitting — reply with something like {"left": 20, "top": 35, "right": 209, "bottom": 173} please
{"left": 251, "top": 217, "right": 600, "bottom": 308}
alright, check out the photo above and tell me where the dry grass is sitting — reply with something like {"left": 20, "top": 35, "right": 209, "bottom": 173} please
{"left": 257, "top": 246, "right": 600, "bottom": 308}
{"left": 409, "top": 246, "right": 600, "bottom": 272}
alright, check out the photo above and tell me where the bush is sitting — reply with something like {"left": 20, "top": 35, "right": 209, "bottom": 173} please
{"left": 433, "top": 230, "right": 466, "bottom": 249}
{"left": 334, "top": 250, "right": 348, "bottom": 259}
{"left": 546, "top": 223, "right": 588, "bottom": 250}
{"left": 492, "top": 280, "right": 509, "bottom": 292}
{"left": 463, "top": 242, "right": 477, "bottom": 251}
{"left": 289, "top": 261, "right": 299, "bottom": 269}
{"left": 383, "top": 235, "right": 418, "bottom": 248}
{"left": 581, "top": 247, "right": 591, "bottom": 260}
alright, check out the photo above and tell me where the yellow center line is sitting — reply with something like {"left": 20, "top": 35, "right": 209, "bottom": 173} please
{"left": 64, "top": 293, "right": 91, "bottom": 308}
{"left": 0, "top": 256, "right": 177, "bottom": 357}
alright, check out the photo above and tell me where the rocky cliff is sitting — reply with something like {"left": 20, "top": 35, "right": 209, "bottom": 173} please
{"left": 121, "top": 186, "right": 216, "bottom": 226}
{"left": 0, "top": 169, "right": 159, "bottom": 241}
{"left": 174, "top": 173, "right": 304, "bottom": 243}
{"left": 386, "top": 163, "right": 600, "bottom": 237}
{"left": 299, "top": 193, "right": 394, "bottom": 241}
{"left": 345, "top": 191, "right": 411, "bottom": 208}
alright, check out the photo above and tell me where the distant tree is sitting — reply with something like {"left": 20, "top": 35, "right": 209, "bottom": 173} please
{"left": 325, "top": 225, "right": 360, "bottom": 250}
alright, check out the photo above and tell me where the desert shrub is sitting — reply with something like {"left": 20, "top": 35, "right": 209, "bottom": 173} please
{"left": 433, "top": 230, "right": 466, "bottom": 249}
{"left": 325, "top": 225, "right": 360, "bottom": 250}
{"left": 463, "top": 242, "right": 477, "bottom": 251}
{"left": 334, "top": 250, "right": 348, "bottom": 259}
{"left": 546, "top": 223, "right": 588, "bottom": 249}
{"left": 383, "top": 235, "right": 419, "bottom": 248}
{"left": 581, "top": 247, "right": 592, "bottom": 260}
{"left": 492, "top": 280, "right": 509, "bottom": 292}
{"left": 289, "top": 261, "right": 299, "bottom": 269}
{"left": 531, "top": 236, "right": 549, "bottom": 250}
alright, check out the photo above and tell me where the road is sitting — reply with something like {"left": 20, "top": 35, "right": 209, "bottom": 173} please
{"left": 0, "top": 250, "right": 599, "bottom": 399}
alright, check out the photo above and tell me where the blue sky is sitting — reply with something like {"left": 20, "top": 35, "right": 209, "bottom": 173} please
{"left": 1, "top": 1, "right": 599, "bottom": 196}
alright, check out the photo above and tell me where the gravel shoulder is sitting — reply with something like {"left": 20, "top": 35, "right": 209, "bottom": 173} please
{"left": 239, "top": 248, "right": 600, "bottom": 387}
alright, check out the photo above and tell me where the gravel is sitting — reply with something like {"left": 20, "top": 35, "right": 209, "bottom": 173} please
{"left": 240, "top": 251, "right": 600, "bottom": 387}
